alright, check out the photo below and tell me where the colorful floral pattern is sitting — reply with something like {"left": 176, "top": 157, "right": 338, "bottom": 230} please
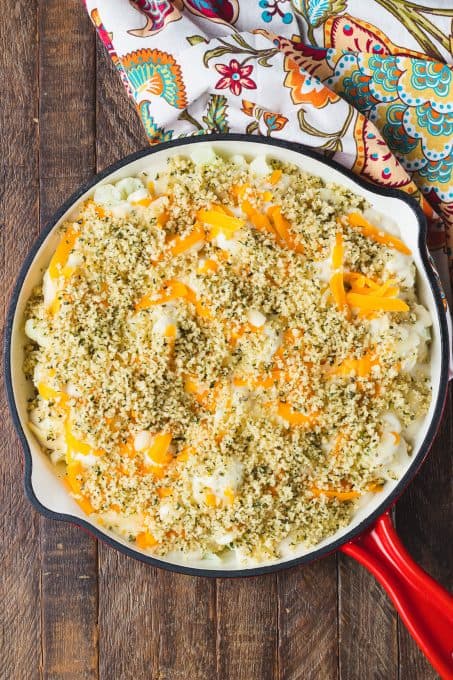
{"left": 419, "top": 157, "right": 453, "bottom": 186}
{"left": 323, "top": 13, "right": 430, "bottom": 59}
{"left": 90, "top": 8, "right": 133, "bottom": 97}
{"left": 341, "top": 69, "right": 377, "bottom": 114}
{"left": 278, "top": 37, "right": 338, "bottom": 108}
{"left": 120, "top": 48, "right": 187, "bottom": 109}
{"left": 284, "top": 56, "right": 338, "bottom": 107}
{"left": 128, "top": 1, "right": 182, "bottom": 37}
{"left": 323, "top": 48, "right": 453, "bottom": 209}
{"left": 259, "top": 0, "right": 293, "bottom": 25}
{"left": 415, "top": 103, "right": 453, "bottom": 139}
{"left": 129, "top": 0, "right": 239, "bottom": 35}
{"left": 85, "top": 0, "right": 453, "bottom": 293}
{"left": 183, "top": 0, "right": 239, "bottom": 25}
{"left": 352, "top": 115, "right": 413, "bottom": 190}
{"left": 381, "top": 103, "right": 418, "bottom": 156}
{"left": 411, "top": 60, "right": 451, "bottom": 97}
{"left": 202, "top": 94, "right": 230, "bottom": 132}
{"left": 140, "top": 101, "right": 174, "bottom": 143}
{"left": 242, "top": 99, "right": 288, "bottom": 135}
{"left": 215, "top": 60, "right": 256, "bottom": 96}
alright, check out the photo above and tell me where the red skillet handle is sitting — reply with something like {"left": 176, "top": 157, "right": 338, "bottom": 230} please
{"left": 340, "top": 511, "right": 453, "bottom": 679}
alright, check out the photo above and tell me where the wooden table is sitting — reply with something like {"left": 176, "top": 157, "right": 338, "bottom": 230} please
{"left": 1, "top": 3, "right": 451, "bottom": 678}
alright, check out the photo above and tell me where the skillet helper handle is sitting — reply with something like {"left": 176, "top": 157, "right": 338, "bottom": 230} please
{"left": 340, "top": 511, "right": 453, "bottom": 679}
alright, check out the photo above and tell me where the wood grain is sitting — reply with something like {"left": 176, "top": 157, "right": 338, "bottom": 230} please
{"left": 217, "top": 575, "right": 278, "bottom": 680}
{"left": 278, "top": 558, "right": 339, "bottom": 680}
{"left": 396, "top": 387, "right": 453, "bottom": 680}
{"left": 37, "top": 2, "right": 99, "bottom": 678}
{"left": 38, "top": 0, "right": 97, "bottom": 220}
{"left": 338, "top": 552, "right": 398, "bottom": 680}
{"left": 151, "top": 572, "right": 217, "bottom": 680}
{"left": 0, "top": 1, "right": 41, "bottom": 678}
{"left": 97, "top": 551, "right": 158, "bottom": 680}
{"left": 40, "top": 524, "right": 99, "bottom": 680}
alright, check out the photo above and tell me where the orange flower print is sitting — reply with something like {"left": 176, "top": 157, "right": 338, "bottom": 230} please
{"left": 241, "top": 99, "right": 288, "bottom": 136}
{"left": 263, "top": 111, "right": 288, "bottom": 133}
{"left": 120, "top": 48, "right": 187, "bottom": 109}
{"left": 241, "top": 99, "right": 255, "bottom": 117}
{"left": 215, "top": 60, "right": 257, "bottom": 96}
{"left": 284, "top": 56, "right": 338, "bottom": 108}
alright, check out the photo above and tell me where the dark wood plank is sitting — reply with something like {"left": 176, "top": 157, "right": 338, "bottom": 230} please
{"left": 0, "top": 2, "right": 41, "bottom": 678}
{"left": 95, "top": 42, "right": 148, "bottom": 168}
{"left": 339, "top": 544, "right": 398, "bottom": 680}
{"left": 278, "top": 558, "right": 338, "bottom": 680}
{"left": 151, "top": 572, "right": 216, "bottom": 680}
{"left": 39, "top": 1, "right": 97, "bottom": 221}
{"left": 217, "top": 575, "right": 278, "bottom": 680}
{"left": 40, "top": 524, "right": 99, "bottom": 680}
{"left": 396, "top": 387, "right": 453, "bottom": 680}
{"left": 38, "top": 2, "right": 99, "bottom": 678}
{"left": 97, "top": 551, "right": 158, "bottom": 679}
{"left": 95, "top": 41, "right": 218, "bottom": 680}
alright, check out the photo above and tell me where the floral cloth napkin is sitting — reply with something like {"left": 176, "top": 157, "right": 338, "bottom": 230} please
{"left": 83, "top": 0, "right": 453, "bottom": 302}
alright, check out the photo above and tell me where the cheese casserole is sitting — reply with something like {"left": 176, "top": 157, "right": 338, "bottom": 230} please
{"left": 23, "top": 147, "right": 432, "bottom": 563}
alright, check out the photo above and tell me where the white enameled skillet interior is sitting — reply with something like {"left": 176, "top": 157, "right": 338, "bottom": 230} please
{"left": 6, "top": 137, "right": 449, "bottom": 575}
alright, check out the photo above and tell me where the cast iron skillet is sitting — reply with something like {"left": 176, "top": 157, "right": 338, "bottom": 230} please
{"left": 4, "top": 135, "right": 453, "bottom": 678}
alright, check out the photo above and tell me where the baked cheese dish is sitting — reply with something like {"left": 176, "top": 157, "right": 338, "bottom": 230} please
{"left": 24, "top": 147, "right": 431, "bottom": 563}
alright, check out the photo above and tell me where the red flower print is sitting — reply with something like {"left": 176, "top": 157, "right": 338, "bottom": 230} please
{"left": 215, "top": 59, "right": 256, "bottom": 96}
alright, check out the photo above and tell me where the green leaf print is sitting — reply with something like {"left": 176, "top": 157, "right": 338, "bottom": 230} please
{"left": 186, "top": 35, "right": 208, "bottom": 46}
{"left": 202, "top": 95, "right": 230, "bottom": 133}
